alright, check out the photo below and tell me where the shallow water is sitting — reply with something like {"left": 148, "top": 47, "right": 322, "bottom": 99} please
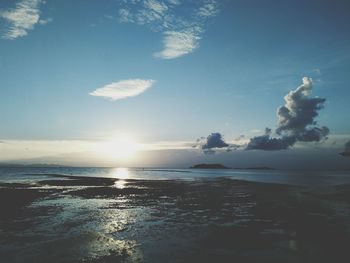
{"left": 1, "top": 169, "right": 350, "bottom": 262}
{"left": 1, "top": 167, "right": 350, "bottom": 187}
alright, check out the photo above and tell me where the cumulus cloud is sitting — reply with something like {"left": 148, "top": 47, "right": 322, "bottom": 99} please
{"left": 339, "top": 140, "right": 350, "bottom": 157}
{"left": 118, "top": 0, "right": 219, "bottom": 59}
{"left": 246, "top": 128, "right": 296, "bottom": 151}
{"left": 0, "top": 0, "right": 46, "bottom": 39}
{"left": 89, "top": 79, "right": 155, "bottom": 101}
{"left": 194, "top": 132, "right": 241, "bottom": 154}
{"left": 246, "top": 77, "right": 329, "bottom": 151}
{"left": 202, "top": 133, "right": 229, "bottom": 149}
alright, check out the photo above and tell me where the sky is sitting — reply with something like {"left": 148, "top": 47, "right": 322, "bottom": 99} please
{"left": 0, "top": 0, "right": 350, "bottom": 169}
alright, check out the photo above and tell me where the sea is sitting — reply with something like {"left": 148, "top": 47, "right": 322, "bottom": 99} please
{"left": 2, "top": 166, "right": 350, "bottom": 262}
{"left": 1, "top": 167, "right": 350, "bottom": 188}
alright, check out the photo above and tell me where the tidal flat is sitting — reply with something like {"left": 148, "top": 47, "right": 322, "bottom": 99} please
{"left": 1, "top": 175, "right": 350, "bottom": 263}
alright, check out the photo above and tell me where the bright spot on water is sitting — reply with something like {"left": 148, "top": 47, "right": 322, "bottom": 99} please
{"left": 112, "top": 168, "right": 129, "bottom": 188}
{"left": 113, "top": 168, "right": 129, "bottom": 179}
{"left": 114, "top": 180, "right": 127, "bottom": 189}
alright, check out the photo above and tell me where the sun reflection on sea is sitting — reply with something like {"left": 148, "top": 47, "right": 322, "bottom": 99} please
{"left": 112, "top": 168, "right": 129, "bottom": 178}
{"left": 112, "top": 168, "right": 129, "bottom": 189}
{"left": 114, "top": 180, "right": 126, "bottom": 189}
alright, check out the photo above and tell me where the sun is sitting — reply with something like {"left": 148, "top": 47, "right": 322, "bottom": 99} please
{"left": 98, "top": 137, "right": 140, "bottom": 160}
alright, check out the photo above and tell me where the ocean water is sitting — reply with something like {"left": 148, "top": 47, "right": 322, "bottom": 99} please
{"left": 1, "top": 167, "right": 350, "bottom": 262}
{"left": 1, "top": 167, "right": 350, "bottom": 187}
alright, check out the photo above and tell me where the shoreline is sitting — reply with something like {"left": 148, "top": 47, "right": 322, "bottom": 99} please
{"left": 1, "top": 176, "right": 350, "bottom": 262}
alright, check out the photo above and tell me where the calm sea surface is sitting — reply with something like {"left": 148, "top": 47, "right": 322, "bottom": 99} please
{"left": 1, "top": 167, "right": 350, "bottom": 187}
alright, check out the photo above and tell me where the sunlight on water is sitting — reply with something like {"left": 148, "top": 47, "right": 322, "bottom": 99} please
{"left": 114, "top": 180, "right": 127, "bottom": 189}
{"left": 27, "top": 187, "right": 146, "bottom": 262}
{"left": 112, "top": 167, "right": 130, "bottom": 179}
{"left": 109, "top": 168, "right": 129, "bottom": 188}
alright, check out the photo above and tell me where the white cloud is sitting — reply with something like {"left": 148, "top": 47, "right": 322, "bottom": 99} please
{"left": 89, "top": 79, "right": 155, "bottom": 101}
{"left": 167, "top": 0, "right": 181, "bottom": 5}
{"left": 38, "top": 17, "right": 52, "bottom": 25}
{"left": 141, "top": 140, "right": 194, "bottom": 150}
{"left": 144, "top": 0, "right": 168, "bottom": 15}
{"left": 119, "top": 8, "right": 134, "bottom": 23}
{"left": 0, "top": 0, "right": 45, "bottom": 39}
{"left": 118, "top": 0, "right": 219, "bottom": 59}
{"left": 154, "top": 30, "right": 200, "bottom": 59}
{"left": 197, "top": 1, "right": 219, "bottom": 17}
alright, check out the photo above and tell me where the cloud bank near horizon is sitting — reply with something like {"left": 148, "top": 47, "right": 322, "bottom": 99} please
{"left": 118, "top": 0, "right": 219, "bottom": 59}
{"left": 1, "top": 136, "right": 349, "bottom": 169}
{"left": 89, "top": 79, "right": 155, "bottom": 101}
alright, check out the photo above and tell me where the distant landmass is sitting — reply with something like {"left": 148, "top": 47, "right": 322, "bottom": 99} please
{"left": 190, "top": 164, "right": 275, "bottom": 170}
{"left": 190, "top": 163, "right": 230, "bottom": 169}
{"left": 0, "top": 163, "right": 69, "bottom": 168}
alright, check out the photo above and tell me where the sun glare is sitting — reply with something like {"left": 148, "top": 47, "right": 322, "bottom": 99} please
{"left": 112, "top": 168, "right": 130, "bottom": 188}
{"left": 98, "top": 137, "right": 140, "bottom": 160}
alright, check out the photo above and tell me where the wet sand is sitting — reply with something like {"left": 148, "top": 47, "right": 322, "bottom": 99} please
{"left": 1, "top": 175, "right": 350, "bottom": 263}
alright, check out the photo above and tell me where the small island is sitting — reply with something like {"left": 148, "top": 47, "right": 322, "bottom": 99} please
{"left": 190, "top": 163, "right": 230, "bottom": 169}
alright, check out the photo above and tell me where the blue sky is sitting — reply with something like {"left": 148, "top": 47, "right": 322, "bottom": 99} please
{"left": 0, "top": 0, "right": 349, "bottom": 168}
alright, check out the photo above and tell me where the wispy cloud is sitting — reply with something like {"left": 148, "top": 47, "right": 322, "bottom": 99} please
{"left": 118, "top": 0, "right": 219, "bottom": 59}
{"left": 197, "top": 1, "right": 219, "bottom": 17}
{"left": 144, "top": 0, "right": 168, "bottom": 15}
{"left": 154, "top": 30, "right": 200, "bottom": 59}
{"left": 0, "top": 139, "right": 196, "bottom": 166}
{"left": 38, "top": 17, "right": 52, "bottom": 25}
{"left": 89, "top": 79, "right": 155, "bottom": 101}
{"left": 0, "top": 0, "right": 47, "bottom": 39}
{"left": 141, "top": 140, "right": 194, "bottom": 151}
{"left": 312, "top": 68, "right": 321, "bottom": 75}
